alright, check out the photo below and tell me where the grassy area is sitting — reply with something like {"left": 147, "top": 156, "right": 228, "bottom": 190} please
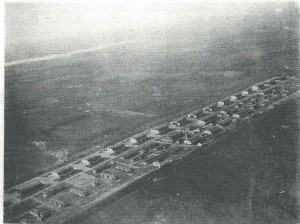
{"left": 75, "top": 97, "right": 299, "bottom": 224}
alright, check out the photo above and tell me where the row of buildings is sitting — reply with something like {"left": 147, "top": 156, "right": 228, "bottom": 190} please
{"left": 6, "top": 76, "right": 296, "bottom": 224}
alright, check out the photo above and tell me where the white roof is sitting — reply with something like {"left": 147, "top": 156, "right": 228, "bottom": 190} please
{"left": 203, "top": 130, "right": 212, "bottom": 135}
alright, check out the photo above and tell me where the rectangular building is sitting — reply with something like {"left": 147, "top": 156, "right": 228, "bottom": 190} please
{"left": 51, "top": 166, "right": 75, "bottom": 179}
{"left": 202, "top": 113, "right": 219, "bottom": 125}
{"left": 145, "top": 153, "right": 168, "bottom": 165}
{"left": 205, "top": 125, "right": 222, "bottom": 135}
{"left": 93, "top": 163, "right": 112, "bottom": 174}
{"left": 187, "top": 114, "right": 197, "bottom": 119}
{"left": 129, "top": 134, "right": 148, "bottom": 144}
{"left": 148, "top": 126, "right": 170, "bottom": 136}
{"left": 106, "top": 144, "right": 128, "bottom": 154}
{"left": 217, "top": 101, "right": 225, "bottom": 107}
{"left": 141, "top": 142, "right": 160, "bottom": 153}
{"left": 81, "top": 155, "right": 104, "bottom": 166}
{"left": 130, "top": 153, "right": 147, "bottom": 163}
{"left": 241, "top": 90, "right": 249, "bottom": 96}
{"left": 202, "top": 107, "right": 213, "bottom": 115}
{"left": 122, "top": 150, "right": 140, "bottom": 160}
{"left": 42, "top": 185, "right": 67, "bottom": 198}
{"left": 17, "top": 181, "right": 46, "bottom": 197}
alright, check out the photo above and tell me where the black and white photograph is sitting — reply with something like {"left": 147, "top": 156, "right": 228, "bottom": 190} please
{"left": 3, "top": 0, "right": 299, "bottom": 223}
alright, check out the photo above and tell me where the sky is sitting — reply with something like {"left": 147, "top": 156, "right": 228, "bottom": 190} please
{"left": 4, "top": 0, "right": 290, "bottom": 63}
{"left": 5, "top": 1, "right": 262, "bottom": 46}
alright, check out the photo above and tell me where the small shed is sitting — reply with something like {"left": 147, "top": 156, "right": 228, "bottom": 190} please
{"left": 149, "top": 128, "right": 160, "bottom": 136}
{"left": 219, "top": 110, "right": 227, "bottom": 115}
{"left": 230, "top": 95, "right": 238, "bottom": 101}
{"left": 153, "top": 161, "right": 161, "bottom": 168}
{"left": 196, "top": 120, "right": 206, "bottom": 126}
{"left": 187, "top": 114, "right": 197, "bottom": 119}
{"left": 169, "top": 121, "right": 180, "bottom": 127}
{"left": 217, "top": 101, "right": 225, "bottom": 107}
{"left": 241, "top": 90, "right": 249, "bottom": 96}
{"left": 202, "top": 130, "right": 212, "bottom": 136}
{"left": 252, "top": 85, "right": 260, "bottom": 91}
{"left": 232, "top": 113, "right": 240, "bottom": 119}
{"left": 203, "top": 107, "right": 212, "bottom": 114}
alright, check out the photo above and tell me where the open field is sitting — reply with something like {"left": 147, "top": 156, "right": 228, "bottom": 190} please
{"left": 5, "top": 1, "right": 298, "bottom": 192}
{"left": 4, "top": 84, "right": 299, "bottom": 223}
{"left": 4, "top": 2, "right": 299, "bottom": 223}
{"left": 74, "top": 96, "right": 299, "bottom": 224}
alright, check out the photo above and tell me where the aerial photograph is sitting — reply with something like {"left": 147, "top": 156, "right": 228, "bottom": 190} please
{"left": 4, "top": 0, "right": 299, "bottom": 223}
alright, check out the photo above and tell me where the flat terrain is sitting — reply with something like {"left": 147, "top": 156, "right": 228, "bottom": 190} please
{"left": 4, "top": 2, "right": 299, "bottom": 224}
{"left": 74, "top": 96, "right": 299, "bottom": 224}
{"left": 5, "top": 2, "right": 298, "bottom": 192}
